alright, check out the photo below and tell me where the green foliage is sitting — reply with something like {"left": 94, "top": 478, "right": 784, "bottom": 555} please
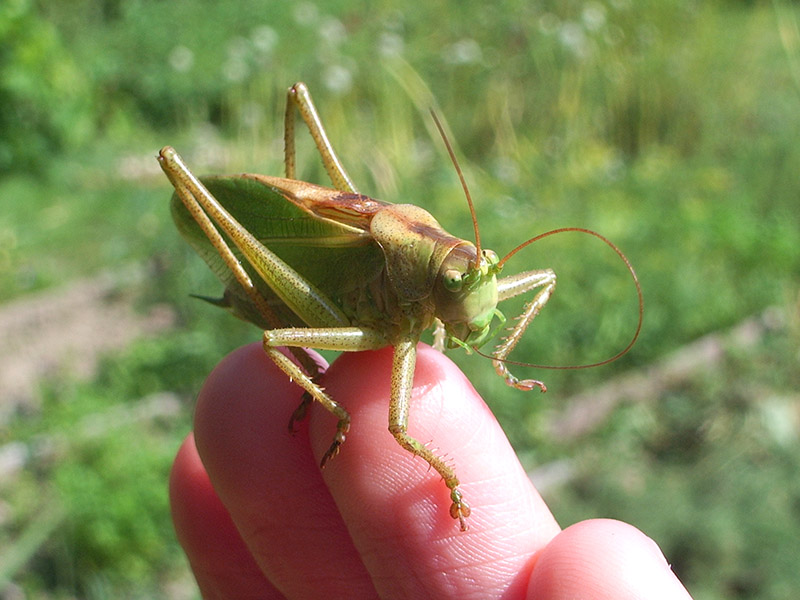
{"left": 549, "top": 319, "right": 800, "bottom": 598}
{"left": 0, "top": 0, "right": 94, "bottom": 173}
{"left": 4, "top": 388, "right": 186, "bottom": 596}
{"left": 53, "top": 427, "right": 177, "bottom": 589}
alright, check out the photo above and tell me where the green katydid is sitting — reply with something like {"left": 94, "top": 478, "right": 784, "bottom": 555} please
{"left": 158, "top": 82, "right": 642, "bottom": 531}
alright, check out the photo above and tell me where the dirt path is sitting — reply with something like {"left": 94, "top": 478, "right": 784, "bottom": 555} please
{"left": 0, "top": 267, "right": 175, "bottom": 424}
{"left": 546, "top": 305, "right": 789, "bottom": 441}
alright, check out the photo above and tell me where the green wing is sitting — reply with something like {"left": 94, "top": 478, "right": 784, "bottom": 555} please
{"left": 172, "top": 175, "right": 385, "bottom": 329}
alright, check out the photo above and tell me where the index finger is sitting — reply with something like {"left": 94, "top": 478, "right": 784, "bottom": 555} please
{"left": 312, "top": 343, "right": 560, "bottom": 598}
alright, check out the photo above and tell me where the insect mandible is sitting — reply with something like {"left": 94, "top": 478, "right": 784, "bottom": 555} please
{"left": 158, "top": 82, "right": 642, "bottom": 531}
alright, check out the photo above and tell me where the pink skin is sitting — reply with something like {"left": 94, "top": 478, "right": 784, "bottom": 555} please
{"left": 170, "top": 342, "right": 693, "bottom": 599}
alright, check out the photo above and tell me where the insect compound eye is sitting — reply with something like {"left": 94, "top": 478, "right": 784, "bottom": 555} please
{"left": 443, "top": 269, "right": 464, "bottom": 292}
{"left": 481, "top": 249, "right": 500, "bottom": 273}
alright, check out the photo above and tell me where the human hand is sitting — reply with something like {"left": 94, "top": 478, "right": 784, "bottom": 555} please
{"left": 170, "top": 342, "right": 693, "bottom": 599}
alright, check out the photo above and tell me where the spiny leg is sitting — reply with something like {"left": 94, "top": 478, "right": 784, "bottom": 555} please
{"left": 264, "top": 345, "right": 349, "bottom": 465}
{"left": 158, "top": 147, "right": 321, "bottom": 380}
{"left": 284, "top": 82, "right": 357, "bottom": 193}
{"left": 264, "top": 326, "right": 386, "bottom": 466}
{"left": 288, "top": 392, "right": 314, "bottom": 433}
{"left": 493, "top": 268, "right": 557, "bottom": 392}
{"left": 388, "top": 338, "right": 471, "bottom": 530}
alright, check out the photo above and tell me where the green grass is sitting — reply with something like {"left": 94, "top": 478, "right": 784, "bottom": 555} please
{"left": 548, "top": 309, "right": 800, "bottom": 598}
{"left": 3, "top": 0, "right": 800, "bottom": 597}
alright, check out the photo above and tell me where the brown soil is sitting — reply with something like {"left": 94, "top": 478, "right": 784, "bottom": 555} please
{"left": 0, "top": 268, "right": 175, "bottom": 424}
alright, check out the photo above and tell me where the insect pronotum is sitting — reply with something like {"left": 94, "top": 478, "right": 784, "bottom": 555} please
{"left": 158, "top": 82, "right": 642, "bottom": 531}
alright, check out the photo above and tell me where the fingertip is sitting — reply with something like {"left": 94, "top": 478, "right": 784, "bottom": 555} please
{"left": 169, "top": 433, "right": 208, "bottom": 546}
{"left": 189, "top": 343, "right": 375, "bottom": 598}
{"left": 319, "top": 344, "right": 557, "bottom": 533}
{"left": 313, "top": 344, "right": 559, "bottom": 597}
{"left": 169, "top": 433, "right": 277, "bottom": 597}
{"left": 192, "top": 342, "right": 311, "bottom": 491}
{"left": 528, "top": 519, "right": 693, "bottom": 600}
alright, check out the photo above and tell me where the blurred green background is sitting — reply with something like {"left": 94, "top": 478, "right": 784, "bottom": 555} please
{"left": 1, "top": 0, "right": 799, "bottom": 597}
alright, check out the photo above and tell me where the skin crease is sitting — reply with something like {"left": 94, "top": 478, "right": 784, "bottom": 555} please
{"left": 169, "top": 342, "right": 694, "bottom": 599}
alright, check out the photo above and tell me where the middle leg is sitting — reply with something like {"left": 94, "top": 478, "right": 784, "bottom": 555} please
{"left": 387, "top": 338, "right": 471, "bottom": 530}
{"left": 264, "top": 326, "right": 385, "bottom": 465}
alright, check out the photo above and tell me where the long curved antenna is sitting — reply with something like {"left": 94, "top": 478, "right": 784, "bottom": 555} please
{"left": 484, "top": 227, "right": 643, "bottom": 370}
{"left": 430, "top": 110, "right": 482, "bottom": 269}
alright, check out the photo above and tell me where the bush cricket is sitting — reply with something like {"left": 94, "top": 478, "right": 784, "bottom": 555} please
{"left": 158, "top": 82, "right": 642, "bottom": 531}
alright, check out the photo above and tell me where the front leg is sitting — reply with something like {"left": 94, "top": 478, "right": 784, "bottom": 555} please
{"left": 387, "top": 338, "right": 471, "bottom": 531}
{"left": 431, "top": 318, "right": 447, "bottom": 352}
{"left": 493, "top": 268, "right": 557, "bottom": 392}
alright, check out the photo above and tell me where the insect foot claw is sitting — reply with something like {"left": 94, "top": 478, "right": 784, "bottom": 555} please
{"left": 516, "top": 379, "right": 547, "bottom": 393}
{"left": 288, "top": 393, "right": 314, "bottom": 433}
{"left": 319, "top": 429, "right": 347, "bottom": 468}
{"left": 495, "top": 362, "right": 548, "bottom": 393}
{"left": 319, "top": 445, "right": 339, "bottom": 468}
{"left": 449, "top": 489, "right": 471, "bottom": 531}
